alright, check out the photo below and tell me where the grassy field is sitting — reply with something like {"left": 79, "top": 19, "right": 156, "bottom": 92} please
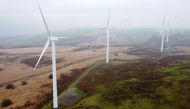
{"left": 66, "top": 56, "right": 190, "bottom": 109}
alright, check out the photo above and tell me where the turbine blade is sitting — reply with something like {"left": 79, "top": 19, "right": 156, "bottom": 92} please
{"left": 107, "top": 13, "right": 111, "bottom": 27}
{"left": 34, "top": 40, "right": 50, "bottom": 70}
{"left": 37, "top": 1, "right": 51, "bottom": 37}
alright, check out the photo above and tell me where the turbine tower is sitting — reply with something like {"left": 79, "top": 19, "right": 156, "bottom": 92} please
{"left": 34, "top": 1, "right": 65, "bottom": 108}
{"left": 160, "top": 17, "right": 166, "bottom": 52}
{"left": 106, "top": 13, "right": 111, "bottom": 63}
{"left": 166, "top": 20, "right": 170, "bottom": 43}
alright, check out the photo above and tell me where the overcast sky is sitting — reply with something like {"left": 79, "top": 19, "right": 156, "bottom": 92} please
{"left": 0, "top": 0, "right": 190, "bottom": 37}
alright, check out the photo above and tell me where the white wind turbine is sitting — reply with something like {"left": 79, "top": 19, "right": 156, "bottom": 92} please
{"left": 166, "top": 20, "right": 170, "bottom": 43}
{"left": 160, "top": 17, "right": 166, "bottom": 52}
{"left": 106, "top": 13, "right": 111, "bottom": 63}
{"left": 34, "top": 1, "right": 65, "bottom": 108}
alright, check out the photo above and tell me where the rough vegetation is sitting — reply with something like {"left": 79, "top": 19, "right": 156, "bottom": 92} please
{"left": 20, "top": 56, "right": 64, "bottom": 68}
{"left": 21, "top": 80, "right": 28, "bottom": 86}
{"left": 72, "top": 45, "right": 104, "bottom": 52}
{"left": 67, "top": 55, "right": 190, "bottom": 109}
{"left": 1, "top": 99, "right": 12, "bottom": 107}
{"left": 0, "top": 67, "right": 3, "bottom": 71}
{"left": 48, "top": 74, "right": 53, "bottom": 79}
{"left": 5, "top": 83, "right": 15, "bottom": 89}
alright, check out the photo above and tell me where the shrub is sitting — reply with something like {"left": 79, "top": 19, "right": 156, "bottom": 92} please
{"left": 5, "top": 83, "right": 15, "bottom": 89}
{"left": 49, "top": 74, "right": 53, "bottom": 79}
{"left": 21, "top": 81, "right": 28, "bottom": 86}
{"left": 0, "top": 68, "right": 3, "bottom": 71}
{"left": 1, "top": 99, "right": 12, "bottom": 107}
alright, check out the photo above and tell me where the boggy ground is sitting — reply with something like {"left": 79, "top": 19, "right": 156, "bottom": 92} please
{"left": 66, "top": 55, "right": 190, "bottom": 109}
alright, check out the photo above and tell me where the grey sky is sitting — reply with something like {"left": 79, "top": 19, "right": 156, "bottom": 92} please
{"left": 0, "top": 0, "right": 190, "bottom": 37}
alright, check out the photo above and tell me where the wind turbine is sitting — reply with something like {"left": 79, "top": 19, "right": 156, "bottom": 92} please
{"left": 160, "top": 17, "right": 166, "bottom": 52}
{"left": 106, "top": 13, "right": 111, "bottom": 63}
{"left": 34, "top": 1, "right": 65, "bottom": 108}
{"left": 166, "top": 20, "right": 170, "bottom": 43}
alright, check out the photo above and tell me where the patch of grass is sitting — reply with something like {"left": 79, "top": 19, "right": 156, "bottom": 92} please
{"left": 76, "top": 87, "right": 86, "bottom": 96}
{"left": 127, "top": 78, "right": 140, "bottom": 82}
{"left": 79, "top": 94, "right": 101, "bottom": 106}
{"left": 159, "top": 67, "right": 179, "bottom": 75}
{"left": 121, "top": 98, "right": 155, "bottom": 109}
{"left": 162, "top": 75, "right": 188, "bottom": 83}
{"left": 72, "top": 94, "right": 116, "bottom": 109}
